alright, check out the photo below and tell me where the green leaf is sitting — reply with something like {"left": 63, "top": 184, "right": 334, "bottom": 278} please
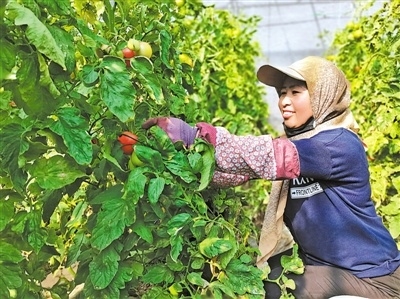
{"left": 141, "top": 286, "right": 175, "bottom": 299}
{"left": 187, "top": 272, "right": 208, "bottom": 287}
{"left": 25, "top": 210, "right": 48, "bottom": 253}
{"left": 167, "top": 213, "right": 192, "bottom": 236}
{"left": 0, "top": 263, "right": 22, "bottom": 297}
{"left": 132, "top": 220, "right": 153, "bottom": 244}
{"left": 208, "top": 281, "right": 236, "bottom": 298}
{"left": 148, "top": 126, "right": 177, "bottom": 159}
{"left": 81, "top": 65, "right": 99, "bottom": 86}
{"left": 123, "top": 167, "right": 147, "bottom": 204}
{"left": 15, "top": 53, "right": 57, "bottom": 116}
{"left": 159, "top": 29, "right": 172, "bottom": 69}
{"left": 99, "top": 56, "right": 136, "bottom": 122}
{"left": 148, "top": 177, "right": 165, "bottom": 204}
{"left": 89, "top": 243, "right": 121, "bottom": 290}
{"left": 130, "top": 57, "right": 164, "bottom": 103}
{"left": 49, "top": 107, "right": 93, "bottom": 165}
{"left": 132, "top": 261, "right": 144, "bottom": 279}
{"left": 46, "top": 24, "right": 76, "bottom": 73}
{"left": 281, "top": 244, "right": 304, "bottom": 275}
{"left": 134, "top": 144, "right": 165, "bottom": 172}
{"left": 142, "top": 265, "right": 174, "bottom": 284}
{"left": 0, "top": 123, "right": 29, "bottom": 192}
{"left": 0, "top": 199, "right": 14, "bottom": 231}
{"left": 41, "top": 188, "right": 64, "bottom": 223}
{"left": 170, "top": 234, "right": 183, "bottom": 262}
{"left": 6, "top": 2, "right": 66, "bottom": 69}
{"left": 91, "top": 198, "right": 134, "bottom": 251}
{"left": 194, "top": 139, "right": 215, "bottom": 191}
{"left": 221, "top": 260, "right": 265, "bottom": 295}
{"left": 112, "top": 262, "right": 133, "bottom": 289}
{"left": 165, "top": 152, "right": 197, "bottom": 183}
{"left": 27, "top": 155, "right": 86, "bottom": 190}
{"left": 90, "top": 185, "right": 123, "bottom": 205}
{"left": 0, "top": 241, "right": 24, "bottom": 263}
{"left": 199, "top": 238, "right": 234, "bottom": 259}
{"left": 0, "top": 38, "right": 16, "bottom": 80}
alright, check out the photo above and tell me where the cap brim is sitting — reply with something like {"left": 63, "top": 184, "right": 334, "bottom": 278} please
{"left": 257, "top": 64, "right": 306, "bottom": 89}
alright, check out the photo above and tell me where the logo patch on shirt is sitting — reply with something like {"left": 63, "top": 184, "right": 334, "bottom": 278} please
{"left": 290, "top": 177, "right": 324, "bottom": 199}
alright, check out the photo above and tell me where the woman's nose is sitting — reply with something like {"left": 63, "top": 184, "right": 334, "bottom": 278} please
{"left": 280, "top": 95, "right": 291, "bottom": 106}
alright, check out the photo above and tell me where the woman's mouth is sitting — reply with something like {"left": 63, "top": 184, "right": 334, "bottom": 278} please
{"left": 282, "top": 110, "right": 294, "bottom": 119}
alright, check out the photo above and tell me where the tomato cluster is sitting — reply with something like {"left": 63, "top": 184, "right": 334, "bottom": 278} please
{"left": 117, "top": 131, "right": 144, "bottom": 169}
{"left": 121, "top": 38, "right": 153, "bottom": 67}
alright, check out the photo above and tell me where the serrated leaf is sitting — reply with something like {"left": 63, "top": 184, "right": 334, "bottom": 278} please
{"left": 148, "top": 177, "right": 165, "bottom": 204}
{"left": 199, "top": 238, "right": 233, "bottom": 259}
{"left": 165, "top": 152, "right": 197, "bottom": 183}
{"left": 159, "top": 29, "right": 172, "bottom": 69}
{"left": 28, "top": 155, "right": 86, "bottom": 190}
{"left": 132, "top": 261, "right": 144, "bottom": 279}
{"left": 130, "top": 57, "right": 164, "bottom": 103}
{"left": 167, "top": 213, "right": 192, "bottom": 236}
{"left": 41, "top": 189, "right": 63, "bottom": 223}
{"left": 132, "top": 220, "right": 153, "bottom": 244}
{"left": 25, "top": 210, "right": 48, "bottom": 253}
{"left": 0, "top": 241, "right": 24, "bottom": 263}
{"left": 0, "top": 263, "right": 22, "bottom": 296}
{"left": 6, "top": 2, "right": 66, "bottom": 69}
{"left": 187, "top": 272, "right": 208, "bottom": 287}
{"left": 0, "top": 123, "right": 29, "bottom": 191}
{"left": 89, "top": 244, "right": 121, "bottom": 290}
{"left": 134, "top": 144, "right": 165, "bottom": 172}
{"left": 0, "top": 199, "right": 14, "bottom": 232}
{"left": 123, "top": 167, "right": 147, "bottom": 203}
{"left": 99, "top": 56, "right": 135, "bottom": 122}
{"left": 142, "top": 265, "right": 174, "bottom": 284}
{"left": 221, "top": 260, "right": 265, "bottom": 295}
{"left": 0, "top": 39, "right": 16, "bottom": 80}
{"left": 81, "top": 65, "right": 99, "bottom": 86}
{"left": 209, "top": 281, "right": 236, "bottom": 298}
{"left": 49, "top": 107, "right": 93, "bottom": 165}
{"left": 91, "top": 198, "right": 134, "bottom": 251}
{"left": 170, "top": 234, "right": 183, "bottom": 262}
{"left": 15, "top": 53, "right": 58, "bottom": 116}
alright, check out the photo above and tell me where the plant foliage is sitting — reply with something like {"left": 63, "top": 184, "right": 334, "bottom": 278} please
{"left": 0, "top": 0, "right": 275, "bottom": 298}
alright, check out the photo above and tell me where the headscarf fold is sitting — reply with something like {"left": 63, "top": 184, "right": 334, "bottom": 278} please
{"left": 256, "top": 56, "right": 359, "bottom": 268}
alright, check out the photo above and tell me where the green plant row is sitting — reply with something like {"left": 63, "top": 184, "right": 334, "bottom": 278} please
{"left": 328, "top": 0, "right": 400, "bottom": 246}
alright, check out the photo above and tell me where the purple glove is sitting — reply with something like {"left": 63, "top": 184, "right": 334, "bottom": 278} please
{"left": 142, "top": 117, "right": 198, "bottom": 147}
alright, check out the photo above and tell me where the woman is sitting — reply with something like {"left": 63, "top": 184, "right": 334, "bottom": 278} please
{"left": 142, "top": 56, "right": 400, "bottom": 298}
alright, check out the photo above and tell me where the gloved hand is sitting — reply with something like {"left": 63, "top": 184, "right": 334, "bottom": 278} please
{"left": 142, "top": 117, "right": 198, "bottom": 147}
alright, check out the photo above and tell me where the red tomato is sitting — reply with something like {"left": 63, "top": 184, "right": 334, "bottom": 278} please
{"left": 121, "top": 144, "right": 134, "bottom": 155}
{"left": 118, "top": 131, "right": 138, "bottom": 155}
{"left": 122, "top": 47, "right": 136, "bottom": 58}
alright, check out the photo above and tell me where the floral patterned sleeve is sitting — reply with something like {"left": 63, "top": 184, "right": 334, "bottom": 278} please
{"left": 196, "top": 122, "right": 300, "bottom": 187}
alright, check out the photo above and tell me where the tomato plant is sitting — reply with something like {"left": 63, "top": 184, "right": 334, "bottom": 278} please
{"left": 0, "top": 0, "right": 273, "bottom": 298}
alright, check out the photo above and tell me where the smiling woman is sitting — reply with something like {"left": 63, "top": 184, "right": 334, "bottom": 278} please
{"left": 278, "top": 77, "right": 312, "bottom": 130}
{"left": 143, "top": 56, "right": 400, "bottom": 299}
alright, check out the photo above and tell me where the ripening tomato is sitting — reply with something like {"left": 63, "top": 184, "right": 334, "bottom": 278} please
{"left": 137, "top": 42, "right": 152, "bottom": 59}
{"left": 122, "top": 47, "right": 136, "bottom": 58}
{"left": 118, "top": 131, "right": 138, "bottom": 155}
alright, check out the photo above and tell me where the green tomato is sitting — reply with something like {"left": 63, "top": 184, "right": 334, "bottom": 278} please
{"left": 137, "top": 41, "right": 152, "bottom": 58}
{"left": 130, "top": 151, "right": 144, "bottom": 167}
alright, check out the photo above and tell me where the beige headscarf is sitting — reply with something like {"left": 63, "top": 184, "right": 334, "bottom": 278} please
{"left": 255, "top": 56, "right": 359, "bottom": 268}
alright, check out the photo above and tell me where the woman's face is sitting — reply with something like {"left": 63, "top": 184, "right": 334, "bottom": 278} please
{"left": 278, "top": 76, "right": 313, "bottom": 128}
